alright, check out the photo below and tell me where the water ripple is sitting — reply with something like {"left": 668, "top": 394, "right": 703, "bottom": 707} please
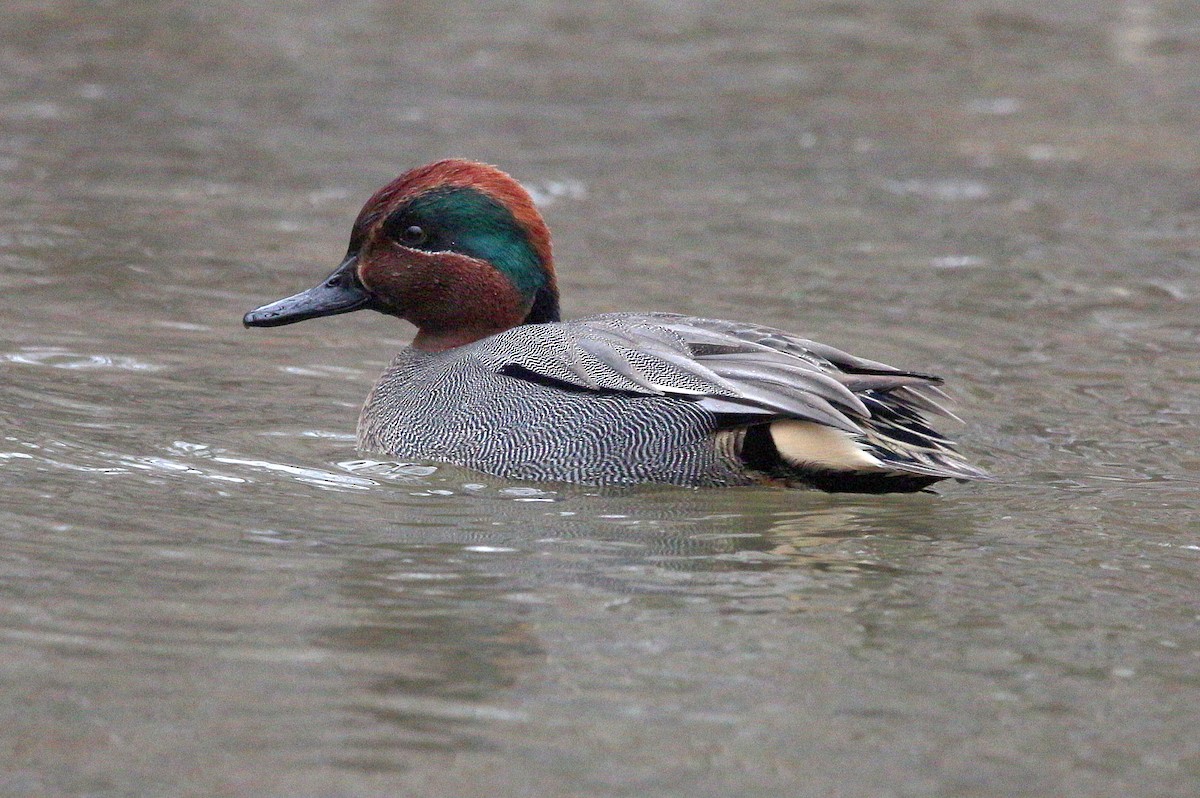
{"left": 212, "top": 456, "right": 378, "bottom": 490}
{"left": 2, "top": 348, "right": 162, "bottom": 371}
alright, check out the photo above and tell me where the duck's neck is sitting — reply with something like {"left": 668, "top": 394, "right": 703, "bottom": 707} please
{"left": 412, "top": 327, "right": 505, "bottom": 352}
{"left": 411, "top": 281, "right": 560, "bottom": 353}
{"left": 523, "top": 282, "right": 560, "bottom": 324}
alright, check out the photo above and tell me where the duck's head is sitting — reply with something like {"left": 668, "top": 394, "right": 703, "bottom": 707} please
{"left": 244, "top": 159, "right": 558, "bottom": 351}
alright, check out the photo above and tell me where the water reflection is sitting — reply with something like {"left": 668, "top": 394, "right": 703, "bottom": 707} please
{"left": 319, "top": 550, "right": 543, "bottom": 766}
{"left": 286, "top": 471, "right": 983, "bottom": 769}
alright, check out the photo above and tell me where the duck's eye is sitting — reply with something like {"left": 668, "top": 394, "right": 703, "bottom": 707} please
{"left": 398, "top": 225, "right": 427, "bottom": 247}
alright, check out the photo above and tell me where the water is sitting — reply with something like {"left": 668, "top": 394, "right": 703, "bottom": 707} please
{"left": 2, "top": 1, "right": 1198, "bottom": 796}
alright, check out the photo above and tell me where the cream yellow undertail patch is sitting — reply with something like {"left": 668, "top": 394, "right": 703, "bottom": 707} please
{"left": 769, "top": 420, "right": 883, "bottom": 471}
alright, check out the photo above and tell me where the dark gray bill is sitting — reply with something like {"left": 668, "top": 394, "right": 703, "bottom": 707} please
{"left": 243, "top": 255, "right": 376, "bottom": 328}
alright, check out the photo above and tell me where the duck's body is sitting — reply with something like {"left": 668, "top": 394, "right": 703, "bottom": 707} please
{"left": 245, "top": 159, "right": 987, "bottom": 493}
{"left": 357, "top": 312, "right": 982, "bottom": 491}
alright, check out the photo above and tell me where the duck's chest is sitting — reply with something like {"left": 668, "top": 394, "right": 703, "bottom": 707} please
{"left": 353, "top": 350, "right": 749, "bottom": 486}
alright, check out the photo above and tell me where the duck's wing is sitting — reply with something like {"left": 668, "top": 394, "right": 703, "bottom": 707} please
{"left": 472, "top": 312, "right": 958, "bottom": 436}
{"left": 634, "top": 312, "right": 966, "bottom": 424}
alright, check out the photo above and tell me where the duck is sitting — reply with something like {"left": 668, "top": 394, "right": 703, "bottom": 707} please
{"left": 244, "top": 159, "right": 988, "bottom": 493}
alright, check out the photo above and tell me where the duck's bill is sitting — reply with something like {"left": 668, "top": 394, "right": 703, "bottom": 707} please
{"left": 243, "top": 256, "right": 376, "bottom": 328}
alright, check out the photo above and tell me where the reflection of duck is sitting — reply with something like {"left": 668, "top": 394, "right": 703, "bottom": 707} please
{"left": 245, "top": 160, "right": 988, "bottom": 493}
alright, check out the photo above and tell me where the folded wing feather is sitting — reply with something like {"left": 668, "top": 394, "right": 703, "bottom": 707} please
{"left": 475, "top": 313, "right": 953, "bottom": 433}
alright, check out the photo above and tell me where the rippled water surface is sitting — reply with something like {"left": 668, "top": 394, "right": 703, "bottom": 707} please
{"left": 2, "top": 2, "right": 1199, "bottom": 796}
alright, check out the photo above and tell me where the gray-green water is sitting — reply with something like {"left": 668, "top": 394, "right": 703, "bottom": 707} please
{"left": 2, "top": 2, "right": 1198, "bottom": 796}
